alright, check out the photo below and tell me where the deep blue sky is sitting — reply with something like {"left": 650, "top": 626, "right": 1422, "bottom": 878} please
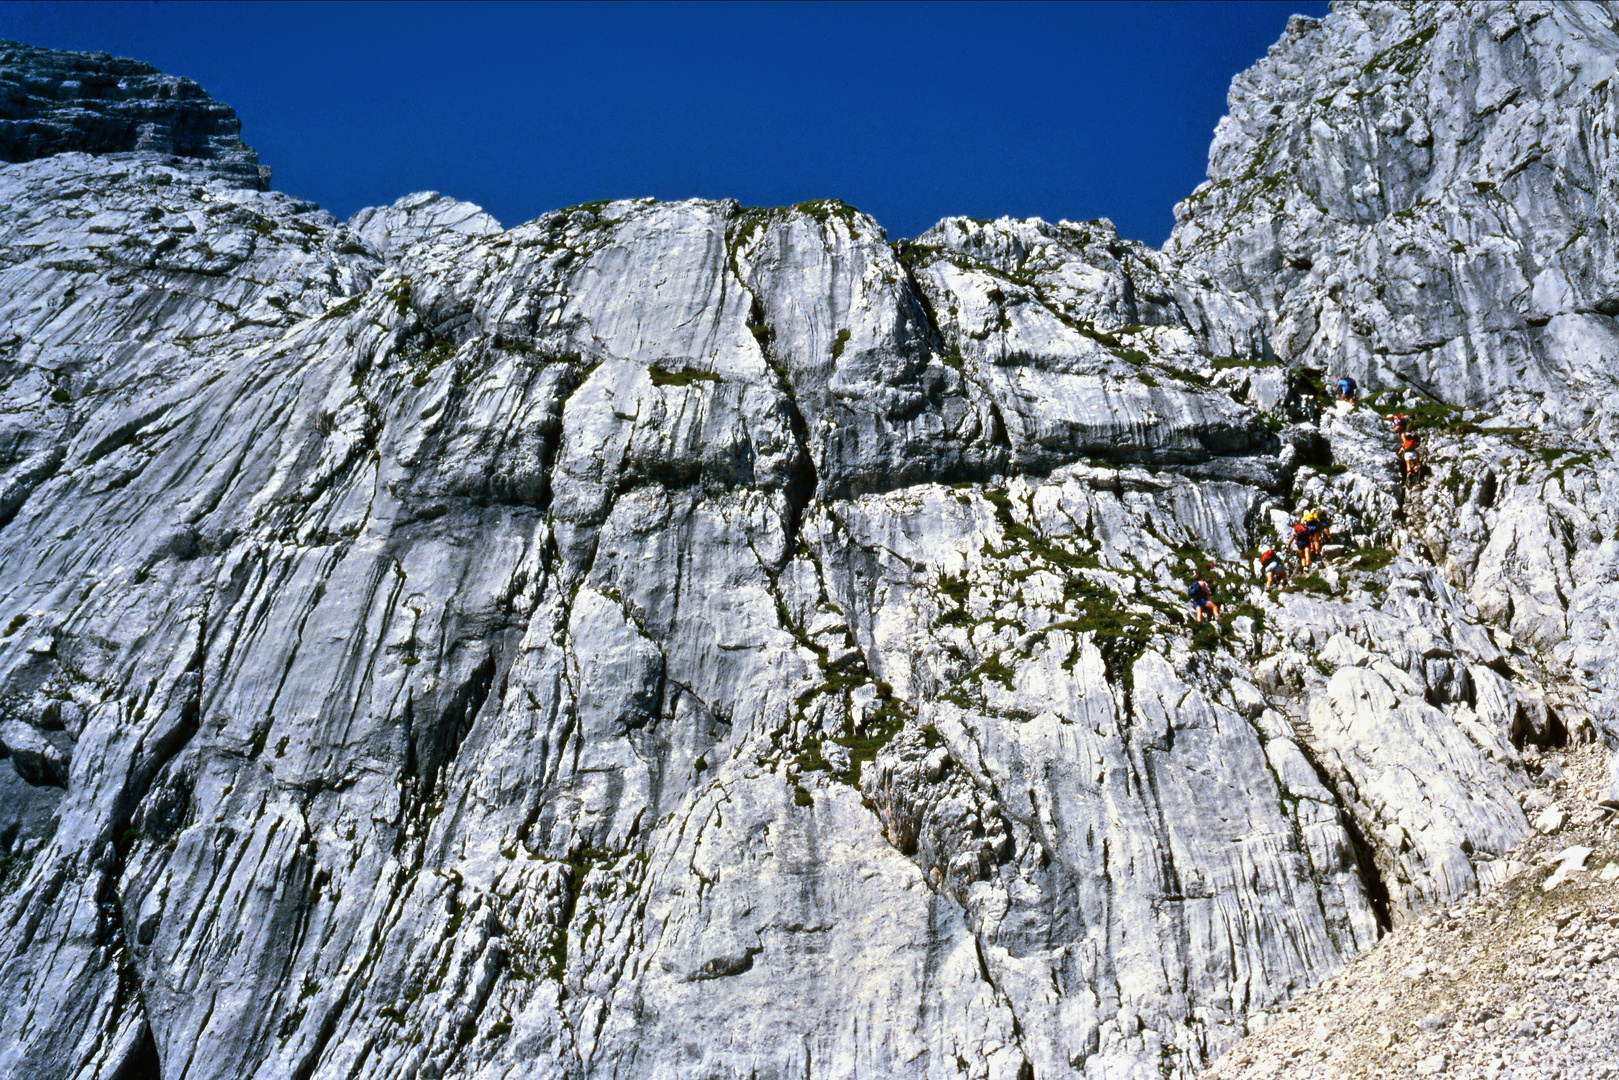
{"left": 1, "top": 1, "right": 1327, "bottom": 244}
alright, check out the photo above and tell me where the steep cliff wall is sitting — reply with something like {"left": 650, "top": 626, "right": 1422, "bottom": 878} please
{"left": 0, "top": 6, "right": 1614, "bottom": 1080}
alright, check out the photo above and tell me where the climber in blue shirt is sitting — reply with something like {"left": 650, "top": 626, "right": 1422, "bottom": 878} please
{"left": 1335, "top": 374, "right": 1357, "bottom": 402}
{"left": 1188, "top": 576, "right": 1220, "bottom": 623}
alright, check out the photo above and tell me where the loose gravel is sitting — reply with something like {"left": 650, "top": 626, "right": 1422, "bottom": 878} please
{"left": 1204, "top": 740, "right": 1619, "bottom": 1079}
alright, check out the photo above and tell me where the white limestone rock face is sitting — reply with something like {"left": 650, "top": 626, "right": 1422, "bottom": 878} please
{"left": 0, "top": 14, "right": 1615, "bottom": 1080}
{"left": 1170, "top": 0, "right": 1619, "bottom": 801}
{"left": 1169, "top": 2, "right": 1619, "bottom": 431}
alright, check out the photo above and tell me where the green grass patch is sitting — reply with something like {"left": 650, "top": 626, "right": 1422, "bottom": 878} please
{"left": 385, "top": 277, "right": 412, "bottom": 317}
{"left": 828, "top": 697, "right": 907, "bottom": 786}
{"left": 970, "top": 650, "right": 1016, "bottom": 690}
{"left": 792, "top": 199, "right": 864, "bottom": 231}
{"left": 1350, "top": 546, "right": 1397, "bottom": 572}
{"left": 984, "top": 489, "right": 1100, "bottom": 573}
{"left": 895, "top": 240, "right": 943, "bottom": 268}
{"left": 1189, "top": 619, "right": 1225, "bottom": 651}
{"left": 794, "top": 658, "right": 909, "bottom": 786}
{"left": 409, "top": 340, "right": 455, "bottom": 388}
{"left": 831, "top": 328, "right": 851, "bottom": 360}
{"left": 1042, "top": 605, "right": 1154, "bottom": 686}
{"left": 1402, "top": 399, "right": 1471, "bottom": 433}
{"left": 649, "top": 364, "right": 722, "bottom": 387}
{"left": 933, "top": 572, "right": 975, "bottom": 627}
{"left": 1550, "top": 452, "right": 1596, "bottom": 483}
{"left": 793, "top": 739, "right": 829, "bottom": 773}
{"left": 1361, "top": 23, "right": 1438, "bottom": 77}
{"left": 1156, "top": 365, "right": 1210, "bottom": 387}
{"left": 321, "top": 295, "right": 365, "bottom": 321}
{"left": 1289, "top": 573, "right": 1335, "bottom": 596}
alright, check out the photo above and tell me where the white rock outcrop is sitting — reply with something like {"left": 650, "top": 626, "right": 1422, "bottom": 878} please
{"left": 0, "top": 6, "right": 1617, "bottom": 1080}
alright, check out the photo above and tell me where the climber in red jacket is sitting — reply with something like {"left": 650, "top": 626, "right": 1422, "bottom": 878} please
{"left": 1401, "top": 435, "right": 1421, "bottom": 479}
{"left": 1260, "top": 548, "right": 1285, "bottom": 591}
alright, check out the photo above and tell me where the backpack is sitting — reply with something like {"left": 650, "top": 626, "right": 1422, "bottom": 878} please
{"left": 1338, "top": 376, "right": 1356, "bottom": 393}
{"left": 1188, "top": 581, "right": 1208, "bottom": 602}
{"left": 1294, "top": 522, "right": 1308, "bottom": 536}
{"left": 1262, "top": 549, "right": 1276, "bottom": 563}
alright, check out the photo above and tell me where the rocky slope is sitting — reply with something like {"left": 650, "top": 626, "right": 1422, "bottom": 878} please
{"left": 0, "top": 5, "right": 1616, "bottom": 1079}
{"left": 1204, "top": 740, "right": 1619, "bottom": 1080}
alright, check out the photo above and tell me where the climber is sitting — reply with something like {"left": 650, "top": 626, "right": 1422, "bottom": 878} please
{"left": 1188, "top": 575, "right": 1220, "bottom": 623}
{"left": 1335, "top": 374, "right": 1358, "bottom": 403}
{"left": 1304, "top": 508, "right": 1332, "bottom": 556}
{"left": 1259, "top": 548, "right": 1285, "bottom": 591}
{"left": 1389, "top": 412, "right": 1411, "bottom": 436}
{"left": 1401, "top": 434, "right": 1422, "bottom": 480}
{"left": 1293, "top": 520, "right": 1314, "bottom": 568}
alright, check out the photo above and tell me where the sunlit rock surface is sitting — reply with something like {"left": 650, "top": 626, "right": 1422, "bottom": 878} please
{"left": 1, "top": 5, "right": 1616, "bottom": 1079}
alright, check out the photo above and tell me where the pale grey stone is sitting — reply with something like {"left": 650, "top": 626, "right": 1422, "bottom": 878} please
{"left": 0, "top": 9, "right": 1616, "bottom": 1080}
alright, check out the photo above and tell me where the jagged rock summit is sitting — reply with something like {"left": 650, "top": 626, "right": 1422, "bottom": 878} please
{"left": 0, "top": 7, "right": 1616, "bottom": 1080}
{"left": 1171, "top": 3, "right": 1619, "bottom": 431}
{"left": 0, "top": 38, "right": 268, "bottom": 188}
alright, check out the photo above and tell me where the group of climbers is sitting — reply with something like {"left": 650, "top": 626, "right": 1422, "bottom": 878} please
{"left": 1191, "top": 501, "right": 1333, "bottom": 615}
{"left": 1179, "top": 372, "right": 1398, "bottom": 617}
{"left": 1258, "top": 506, "right": 1332, "bottom": 592}
{"left": 1385, "top": 410, "right": 1422, "bottom": 479}
{"left": 1341, "top": 371, "right": 1423, "bottom": 477}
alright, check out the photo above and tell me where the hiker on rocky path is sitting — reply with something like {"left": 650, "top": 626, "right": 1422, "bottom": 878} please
{"left": 1401, "top": 434, "right": 1422, "bottom": 480}
{"left": 1303, "top": 509, "right": 1332, "bottom": 558}
{"left": 1292, "top": 519, "right": 1316, "bottom": 568}
{"left": 1188, "top": 575, "right": 1219, "bottom": 623}
{"left": 1335, "top": 374, "right": 1357, "bottom": 403}
{"left": 1388, "top": 412, "right": 1410, "bottom": 436}
{"left": 1259, "top": 548, "right": 1285, "bottom": 591}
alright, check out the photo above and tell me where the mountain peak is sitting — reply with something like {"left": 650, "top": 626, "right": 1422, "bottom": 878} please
{"left": 0, "top": 39, "right": 268, "bottom": 188}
